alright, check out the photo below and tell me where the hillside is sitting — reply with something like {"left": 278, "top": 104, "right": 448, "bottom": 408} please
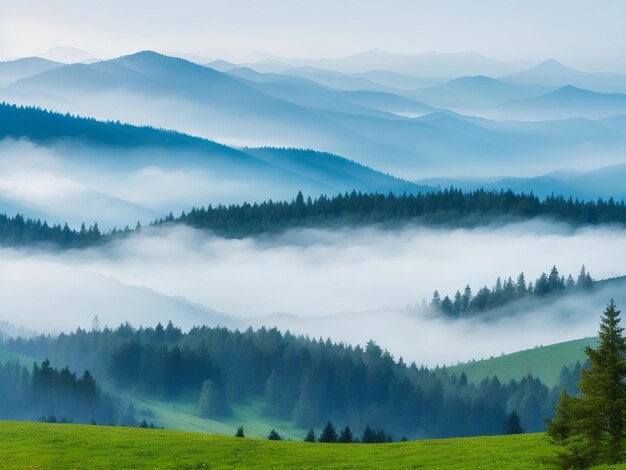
{"left": 0, "top": 103, "right": 422, "bottom": 227}
{"left": 0, "top": 421, "right": 559, "bottom": 469}
{"left": 445, "top": 337, "right": 597, "bottom": 387}
{"left": 0, "top": 57, "right": 63, "bottom": 87}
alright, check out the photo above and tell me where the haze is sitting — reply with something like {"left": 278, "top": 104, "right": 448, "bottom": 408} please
{"left": 1, "top": 1, "right": 626, "bottom": 73}
{"left": 1, "top": 222, "right": 625, "bottom": 365}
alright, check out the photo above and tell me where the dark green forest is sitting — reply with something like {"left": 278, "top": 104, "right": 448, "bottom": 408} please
{"left": 3, "top": 189, "right": 626, "bottom": 248}
{"left": 4, "top": 323, "right": 582, "bottom": 439}
{"left": 430, "top": 265, "right": 594, "bottom": 318}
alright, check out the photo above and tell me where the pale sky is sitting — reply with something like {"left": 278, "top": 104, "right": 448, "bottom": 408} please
{"left": 1, "top": 0, "right": 625, "bottom": 72}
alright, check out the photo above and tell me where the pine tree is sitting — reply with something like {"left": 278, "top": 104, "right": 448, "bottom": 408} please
{"left": 431, "top": 290, "right": 441, "bottom": 308}
{"left": 361, "top": 425, "right": 374, "bottom": 443}
{"left": 319, "top": 420, "right": 338, "bottom": 443}
{"left": 515, "top": 272, "right": 527, "bottom": 297}
{"left": 267, "top": 428, "right": 282, "bottom": 440}
{"left": 548, "top": 300, "right": 626, "bottom": 465}
{"left": 462, "top": 285, "right": 472, "bottom": 312}
{"left": 339, "top": 426, "right": 354, "bottom": 443}
{"left": 304, "top": 428, "right": 316, "bottom": 442}
{"left": 235, "top": 426, "right": 244, "bottom": 437}
{"left": 197, "top": 379, "right": 231, "bottom": 417}
{"left": 506, "top": 411, "right": 524, "bottom": 434}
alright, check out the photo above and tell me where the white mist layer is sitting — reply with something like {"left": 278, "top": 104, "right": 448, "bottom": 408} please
{"left": 1, "top": 221, "right": 625, "bottom": 365}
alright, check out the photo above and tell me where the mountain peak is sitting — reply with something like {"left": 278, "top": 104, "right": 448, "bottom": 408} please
{"left": 532, "top": 58, "right": 577, "bottom": 73}
{"left": 118, "top": 50, "right": 168, "bottom": 61}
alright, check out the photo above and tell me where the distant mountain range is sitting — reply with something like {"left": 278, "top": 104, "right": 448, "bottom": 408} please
{"left": 500, "top": 85, "right": 626, "bottom": 120}
{"left": 252, "top": 49, "right": 534, "bottom": 79}
{"left": 501, "top": 58, "right": 626, "bottom": 94}
{"left": 415, "top": 163, "right": 626, "bottom": 201}
{"left": 2, "top": 51, "right": 626, "bottom": 179}
{"left": 407, "top": 75, "right": 552, "bottom": 112}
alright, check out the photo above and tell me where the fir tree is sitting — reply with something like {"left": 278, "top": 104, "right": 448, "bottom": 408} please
{"left": 319, "top": 420, "right": 338, "bottom": 443}
{"left": 506, "top": 411, "right": 524, "bottom": 434}
{"left": 548, "top": 300, "right": 626, "bottom": 465}
{"left": 339, "top": 426, "right": 354, "bottom": 443}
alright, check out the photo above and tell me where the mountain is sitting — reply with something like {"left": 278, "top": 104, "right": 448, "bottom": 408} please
{"left": 5, "top": 51, "right": 626, "bottom": 179}
{"left": 259, "top": 66, "right": 438, "bottom": 92}
{"left": 204, "top": 59, "right": 238, "bottom": 72}
{"left": 500, "top": 85, "right": 626, "bottom": 120}
{"left": 0, "top": 57, "right": 63, "bottom": 87}
{"left": 41, "top": 46, "right": 100, "bottom": 64}
{"left": 408, "top": 75, "right": 552, "bottom": 111}
{"left": 285, "top": 49, "right": 533, "bottom": 79}
{"left": 0, "top": 262, "right": 238, "bottom": 332}
{"left": 238, "top": 58, "right": 294, "bottom": 73}
{"left": 354, "top": 69, "right": 439, "bottom": 90}
{"left": 501, "top": 58, "right": 626, "bottom": 93}
{"left": 415, "top": 162, "right": 626, "bottom": 201}
{"left": 226, "top": 67, "right": 437, "bottom": 117}
{"left": 5, "top": 51, "right": 433, "bottom": 170}
{"left": 279, "top": 66, "right": 397, "bottom": 92}
{"left": 0, "top": 103, "right": 423, "bottom": 225}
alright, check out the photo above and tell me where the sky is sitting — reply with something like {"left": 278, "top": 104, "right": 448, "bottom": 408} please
{"left": 1, "top": 0, "right": 626, "bottom": 72}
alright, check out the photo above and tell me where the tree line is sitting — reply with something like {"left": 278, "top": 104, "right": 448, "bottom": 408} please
{"left": 164, "top": 189, "right": 626, "bottom": 237}
{"left": 2, "top": 189, "right": 626, "bottom": 249}
{"left": 429, "top": 265, "right": 594, "bottom": 318}
{"left": 4, "top": 322, "right": 582, "bottom": 439}
{"left": 0, "top": 359, "right": 120, "bottom": 425}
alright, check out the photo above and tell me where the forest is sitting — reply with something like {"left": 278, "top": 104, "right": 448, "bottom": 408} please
{"left": 0, "top": 359, "right": 121, "bottom": 425}
{"left": 3, "top": 322, "right": 583, "bottom": 439}
{"left": 2, "top": 189, "right": 626, "bottom": 249}
{"left": 429, "top": 265, "right": 594, "bottom": 318}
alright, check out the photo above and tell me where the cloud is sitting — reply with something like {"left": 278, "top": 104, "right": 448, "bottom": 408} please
{"left": 1, "top": 220, "right": 625, "bottom": 365}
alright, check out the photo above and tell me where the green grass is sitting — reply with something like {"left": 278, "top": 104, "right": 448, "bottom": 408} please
{"left": 0, "top": 420, "right": 568, "bottom": 469}
{"left": 130, "top": 395, "right": 308, "bottom": 440}
{"left": 445, "top": 337, "right": 597, "bottom": 387}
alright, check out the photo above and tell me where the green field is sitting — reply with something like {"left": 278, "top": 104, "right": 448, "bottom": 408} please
{"left": 445, "top": 337, "right": 597, "bottom": 387}
{"left": 0, "top": 421, "right": 567, "bottom": 469}
{"left": 131, "top": 396, "right": 307, "bottom": 440}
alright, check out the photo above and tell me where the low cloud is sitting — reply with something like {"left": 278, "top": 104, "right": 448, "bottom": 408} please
{"left": 1, "top": 220, "right": 625, "bottom": 365}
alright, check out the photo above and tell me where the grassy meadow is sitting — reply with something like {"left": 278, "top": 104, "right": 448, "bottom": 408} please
{"left": 0, "top": 421, "right": 562, "bottom": 469}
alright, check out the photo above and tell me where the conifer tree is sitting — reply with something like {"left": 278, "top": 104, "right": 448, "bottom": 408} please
{"left": 506, "top": 411, "right": 524, "bottom": 434}
{"left": 319, "top": 420, "right": 338, "bottom": 443}
{"left": 339, "top": 426, "right": 354, "bottom": 443}
{"left": 304, "top": 428, "right": 316, "bottom": 442}
{"left": 548, "top": 300, "right": 626, "bottom": 465}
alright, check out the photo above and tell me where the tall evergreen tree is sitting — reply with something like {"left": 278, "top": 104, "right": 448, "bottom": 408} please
{"left": 319, "top": 420, "right": 338, "bottom": 443}
{"left": 304, "top": 428, "right": 316, "bottom": 442}
{"left": 339, "top": 426, "right": 354, "bottom": 443}
{"left": 506, "top": 411, "right": 524, "bottom": 434}
{"left": 548, "top": 300, "right": 626, "bottom": 465}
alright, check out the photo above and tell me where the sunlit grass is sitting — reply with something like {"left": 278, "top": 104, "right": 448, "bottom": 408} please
{"left": 0, "top": 421, "right": 565, "bottom": 469}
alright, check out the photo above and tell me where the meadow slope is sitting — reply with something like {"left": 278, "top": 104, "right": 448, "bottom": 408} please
{"left": 444, "top": 337, "right": 597, "bottom": 387}
{"left": 0, "top": 421, "right": 562, "bottom": 469}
